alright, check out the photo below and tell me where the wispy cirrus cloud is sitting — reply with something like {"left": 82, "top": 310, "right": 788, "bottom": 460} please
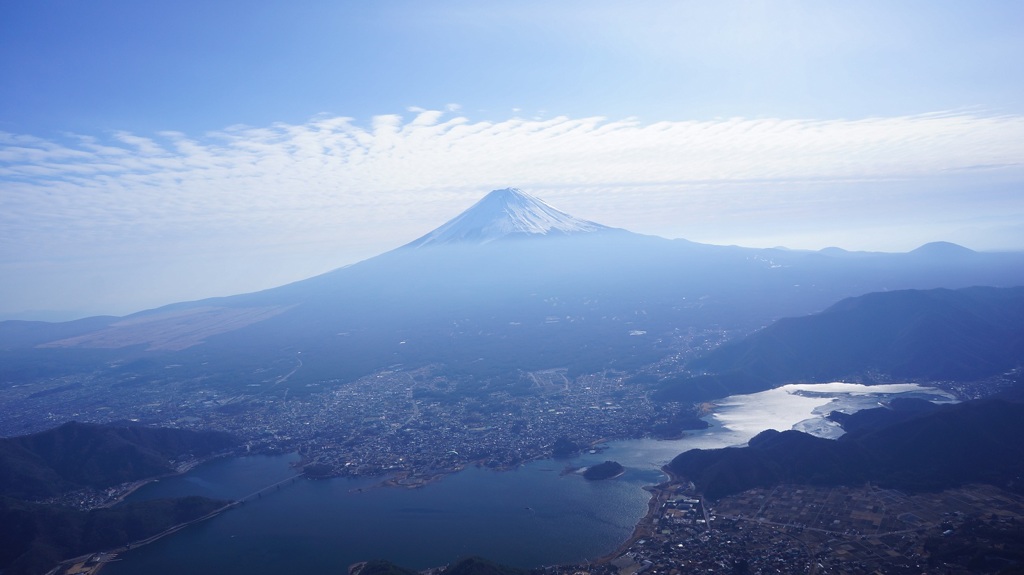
{"left": 2, "top": 109, "right": 1023, "bottom": 316}
{"left": 3, "top": 109, "right": 1022, "bottom": 242}
{"left": 5, "top": 109, "right": 1022, "bottom": 184}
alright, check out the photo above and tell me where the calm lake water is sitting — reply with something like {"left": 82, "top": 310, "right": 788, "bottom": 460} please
{"left": 105, "top": 382, "right": 953, "bottom": 574}
{"left": 107, "top": 453, "right": 657, "bottom": 574}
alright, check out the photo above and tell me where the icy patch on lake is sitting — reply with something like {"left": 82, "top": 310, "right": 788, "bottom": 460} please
{"left": 711, "top": 382, "right": 957, "bottom": 440}
{"left": 600, "top": 382, "right": 957, "bottom": 470}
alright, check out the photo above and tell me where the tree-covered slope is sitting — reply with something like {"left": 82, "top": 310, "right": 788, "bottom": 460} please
{"left": 0, "top": 421, "right": 236, "bottom": 499}
{"left": 656, "top": 286, "right": 1024, "bottom": 403}
{"left": 0, "top": 495, "right": 226, "bottom": 575}
{"left": 668, "top": 399, "right": 1024, "bottom": 500}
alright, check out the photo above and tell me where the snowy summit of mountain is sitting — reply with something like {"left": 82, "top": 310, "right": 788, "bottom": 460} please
{"left": 403, "top": 188, "right": 613, "bottom": 248}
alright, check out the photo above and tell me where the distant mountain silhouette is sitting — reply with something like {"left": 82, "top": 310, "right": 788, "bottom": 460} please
{"left": 0, "top": 421, "right": 236, "bottom": 499}
{"left": 668, "top": 398, "right": 1024, "bottom": 499}
{"left": 910, "top": 240, "right": 977, "bottom": 259}
{"left": 3, "top": 190, "right": 1024, "bottom": 407}
{"left": 0, "top": 316, "right": 117, "bottom": 349}
{"left": 661, "top": 286, "right": 1024, "bottom": 402}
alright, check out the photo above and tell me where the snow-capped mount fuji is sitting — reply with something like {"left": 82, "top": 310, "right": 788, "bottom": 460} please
{"left": 403, "top": 188, "right": 614, "bottom": 248}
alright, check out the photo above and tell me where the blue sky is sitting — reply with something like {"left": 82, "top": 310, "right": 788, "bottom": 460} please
{"left": 2, "top": 1, "right": 1023, "bottom": 319}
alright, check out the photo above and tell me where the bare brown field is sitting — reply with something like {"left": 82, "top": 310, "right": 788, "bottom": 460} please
{"left": 39, "top": 305, "right": 292, "bottom": 351}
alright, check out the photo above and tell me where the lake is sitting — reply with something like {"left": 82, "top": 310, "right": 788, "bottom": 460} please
{"left": 105, "top": 382, "right": 953, "bottom": 574}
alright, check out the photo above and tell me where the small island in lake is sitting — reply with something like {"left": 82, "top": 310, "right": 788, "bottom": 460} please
{"left": 582, "top": 460, "right": 624, "bottom": 480}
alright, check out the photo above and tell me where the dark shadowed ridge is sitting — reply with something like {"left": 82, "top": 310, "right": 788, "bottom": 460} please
{"left": 0, "top": 496, "right": 227, "bottom": 575}
{"left": 677, "top": 286, "right": 1024, "bottom": 389}
{"left": 668, "top": 398, "right": 1024, "bottom": 500}
{"left": 0, "top": 423, "right": 237, "bottom": 575}
{"left": 0, "top": 422, "right": 237, "bottom": 499}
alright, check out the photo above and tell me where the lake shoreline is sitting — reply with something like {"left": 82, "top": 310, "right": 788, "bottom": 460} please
{"left": 95, "top": 383, "right": 955, "bottom": 575}
{"left": 593, "top": 464, "right": 678, "bottom": 565}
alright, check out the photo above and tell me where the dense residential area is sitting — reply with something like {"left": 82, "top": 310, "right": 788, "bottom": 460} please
{"left": 547, "top": 482, "right": 1024, "bottom": 575}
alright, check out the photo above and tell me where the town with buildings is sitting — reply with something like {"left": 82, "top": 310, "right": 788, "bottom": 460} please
{"left": 0, "top": 329, "right": 725, "bottom": 494}
{"left": 547, "top": 482, "right": 1024, "bottom": 575}
{"left": 4, "top": 330, "right": 1021, "bottom": 574}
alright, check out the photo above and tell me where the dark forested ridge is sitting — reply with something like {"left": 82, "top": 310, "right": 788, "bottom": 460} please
{"left": 669, "top": 398, "right": 1024, "bottom": 500}
{"left": 656, "top": 286, "right": 1024, "bottom": 403}
{"left": 0, "top": 421, "right": 237, "bottom": 499}
{"left": 0, "top": 495, "right": 226, "bottom": 575}
{"left": 0, "top": 421, "right": 237, "bottom": 575}
{"left": 694, "top": 285, "right": 1024, "bottom": 382}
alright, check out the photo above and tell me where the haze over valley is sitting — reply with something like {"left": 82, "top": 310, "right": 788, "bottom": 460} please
{"left": 3, "top": 188, "right": 1024, "bottom": 574}
{"left": 3, "top": 3, "right": 1024, "bottom": 574}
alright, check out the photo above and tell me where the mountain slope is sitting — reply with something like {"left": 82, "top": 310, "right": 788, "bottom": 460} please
{"left": 0, "top": 422, "right": 237, "bottom": 575}
{"left": 686, "top": 286, "right": 1024, "bottom": 385}
{"left": 668, "top": 399, "right": 1024, "bottom": 499}
{"left": 0, "top": 496, "right": 227, "bottom": 575}
{"left": 0, "top": 422, "right": 237, "bottom": 499}
{"left": 669, "top": 429, "right": 872, "bottom": 499}
{"left": 3, "top": 189, "right": 1024, "bottom": 410}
